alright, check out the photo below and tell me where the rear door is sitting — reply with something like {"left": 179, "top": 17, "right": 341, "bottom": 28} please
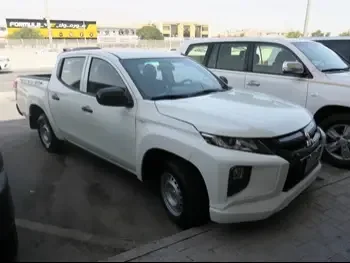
{"left": 207, "top": 42, "right": 251, "bottom": 89}
{"left": 185, "top": 42, "right": 252, "bottom": 89}
{"left": 48, "top": 56, "right": 88, "bottom": 144}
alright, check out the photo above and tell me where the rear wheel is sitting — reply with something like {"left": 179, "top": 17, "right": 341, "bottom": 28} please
{"left": 159, "top": 159, "right": 209, "bottom": 229}
{"left": 319, "top": 113, "right": 350, "bottom": 169}
{"left": 37, "top": 113, "right": 63, "bottom": 153}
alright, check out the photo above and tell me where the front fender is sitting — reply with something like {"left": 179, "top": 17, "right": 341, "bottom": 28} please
{"left": 136, "top": 122, "right": 202, "bottom": 180}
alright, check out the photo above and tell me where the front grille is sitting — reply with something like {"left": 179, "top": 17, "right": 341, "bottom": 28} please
{"left": 261, "top": 121, "right": 322, "bottom": 191}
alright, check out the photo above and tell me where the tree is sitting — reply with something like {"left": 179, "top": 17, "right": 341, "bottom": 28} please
{"left": 311, "top": 30, "right": 330, "bottom": 37}
{"left": 7, "top": 28, "right": 43, "bottom": 39}
{"left": 136, "top": 25, "right": 164, "bottom": 40}
{"left": 239, "top": 33, "right": 245, "bottom": 37}
{"left": 285, "top": 31, "right": 302, "bottom": 38}
{"left": 339, "top": 31, "right": 350, "bottom": 36}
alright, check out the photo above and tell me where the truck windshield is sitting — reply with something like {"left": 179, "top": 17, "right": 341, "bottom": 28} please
{"left": 293, "top": 41, "right": 349, "bottom": 72}
{"left": 121, "top": 57, "right": 227, "bottom": 100}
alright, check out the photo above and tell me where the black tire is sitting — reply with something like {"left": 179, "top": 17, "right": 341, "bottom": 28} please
{"left": 159, "top": 159, "right": 209, "bottom": 229}
{"left": 319, "top": 113, "right": 350, "bottom": 169}
{"left": 37, "top": 113, "right": 63, "bottom": 153}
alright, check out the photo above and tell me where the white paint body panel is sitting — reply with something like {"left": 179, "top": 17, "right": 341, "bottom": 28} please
{"left": 15, "top": 48, "right": 322, "bottom": 224}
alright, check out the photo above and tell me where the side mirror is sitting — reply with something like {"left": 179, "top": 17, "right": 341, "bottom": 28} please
{"left": 96, "top": 87, "right": 133, "bottom": 107}
{"left": 219, "top": 76, "right": 228, "bottom": 85}
{"left": 282, "top": 61, "right": 305, "bottom": 75}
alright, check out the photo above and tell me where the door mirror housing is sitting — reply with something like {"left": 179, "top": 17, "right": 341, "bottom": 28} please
{"left": 282, "top": 61, "right": 305, "bottom": 75}
{"left": 219, "top": 76, "right": 228, "bottom": 85}
{"left": 96, "top": 87, "right": 133, "bottom": 107}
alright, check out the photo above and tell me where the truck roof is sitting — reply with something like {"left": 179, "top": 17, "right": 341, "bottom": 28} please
{"left": 61, "top": 48, "right": 184, "bottom": 59}
{"left": 303, "top": 36, "right": 350, "bottom": 41}
{"left": 180, "top": 37, "right": 314, "bottom": 44}
{"left": 178, "top": 37, "right": 314, "bottom": 54}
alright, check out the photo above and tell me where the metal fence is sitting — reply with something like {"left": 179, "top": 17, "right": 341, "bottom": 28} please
{"left": 1, "top": 38, "right": 185, "bottom": 50}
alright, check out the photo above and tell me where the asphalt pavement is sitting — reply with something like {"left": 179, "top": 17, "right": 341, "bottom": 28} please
{"left": 0, "top": 72, "right": 179, "bottom": 261}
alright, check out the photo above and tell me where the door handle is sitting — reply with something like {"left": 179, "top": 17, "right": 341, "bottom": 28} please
{"left": 81, "top": 105, "right": 93, "bottom": 113}
{"left": 247, "top": 80, "right": 260, "bottom": 87}
{"left": 51, "top": 93, "right": 60, "bottom": 101}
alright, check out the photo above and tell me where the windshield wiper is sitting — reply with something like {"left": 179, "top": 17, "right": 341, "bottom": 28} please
{"left": 322, "top": 67, "right": 350, "bottom": 73}
{"left": 150, "top": 89, "right": 224, "bottom": 101}
{"left": 187, "top": 89, "right": 224, "bottom": 97}
{"left": 150, "top": 94, "right": 189, "bottom": 101}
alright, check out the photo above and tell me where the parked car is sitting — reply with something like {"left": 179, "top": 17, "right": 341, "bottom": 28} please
{"left": 14, "top": 48, "right": 325, "bottom": 229}
{"left": 0, "top": 151, "right": 18, "bottom": 261}
{"left": 180, "top": 37, "right": 350, "bottom": 169}
{"left": 308, "top": 36, "right": 350, "bottom": 63}
{"left": 0, "top": 56, "right": 11, "bottom": 72}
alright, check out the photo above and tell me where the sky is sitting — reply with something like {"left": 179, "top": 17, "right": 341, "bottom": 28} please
{"left": 0, "top": 0, "right": 349, "bottom": 35}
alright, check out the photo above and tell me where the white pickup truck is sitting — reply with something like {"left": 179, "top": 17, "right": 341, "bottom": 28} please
{"left": 14, "top": 48, "right": 325, "bottom": 229}
{"left": 180, "top": 38, "right": 350, "bottom": 169}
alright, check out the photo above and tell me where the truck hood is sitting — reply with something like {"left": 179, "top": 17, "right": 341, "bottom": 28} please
{"left": 155, "top": 89, "right": 312, "bottom": 138}
{"left": 325, "top": 71, "right": 350, "bottom": 87}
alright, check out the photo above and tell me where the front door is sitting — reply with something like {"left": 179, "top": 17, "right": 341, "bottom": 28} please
{"left": 244, "top": 43, "right": 309, "bottom": 107}
{"left": 78, "top": 56, "right": 137, "bottom": 172}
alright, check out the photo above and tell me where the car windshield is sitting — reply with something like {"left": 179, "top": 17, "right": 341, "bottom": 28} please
{"left": 293, "top": 41, "right": 349, "bottom": 72}
{"left": 121, "top": 57, "right": 227, "bottom": 100}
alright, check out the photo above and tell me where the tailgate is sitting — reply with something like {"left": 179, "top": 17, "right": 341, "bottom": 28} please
{"left": 15, "top": 75, "right": 50, "bottom": 118}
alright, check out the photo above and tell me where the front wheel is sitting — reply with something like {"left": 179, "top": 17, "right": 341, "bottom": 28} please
{"left": 37, "top": 113, "right": 63, "bottom": 153}
{"left": 319, "top": 113, "right": 350, "bottom": 169}
{"left": 159, "top": 159, "right": 209, "bottom": 229}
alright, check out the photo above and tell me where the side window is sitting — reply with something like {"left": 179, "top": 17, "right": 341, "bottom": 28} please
{"left": 216, "top": 43, "right": 248, "bottom": 71}
{"left": 253, "top": 44, "right": 298, "bottom": 75}
{"left": 87, "top": 58, "right": 126, "bottom": 95}
{"left": 320, "top": 40, "right": 350, "bottom": 62}
{"left": 186, "top": 44, "right": 209, "bottom": 65}
{"left": 59, "top": 57, "right": 85, "bottom": 90}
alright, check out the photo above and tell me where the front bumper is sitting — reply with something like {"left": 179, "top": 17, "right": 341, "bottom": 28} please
{"left": 190, "top": 127, "right": 326, "bottom": 224}
{"left": 210, "top": 162, "right": 321, "bottom": 223}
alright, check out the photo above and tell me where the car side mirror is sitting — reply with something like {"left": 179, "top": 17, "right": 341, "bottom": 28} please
{"left": 96, "top": 87, "right": 133, "bottom": 107}
{"left": 282, "top": 61, "right": 305, "bottom": 75}
{"left": 219, "top": 76, "right": 228, "bottom": 84}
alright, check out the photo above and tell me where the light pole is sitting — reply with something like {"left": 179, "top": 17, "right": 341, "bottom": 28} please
{"left": 303, "top": 0, "right": 311, "bottom": 37}
{"left": 44, "top": 0, "right": 53, "bottom": 48}
{"left": 83, "top": 21, "right": 87, "bottom": 45}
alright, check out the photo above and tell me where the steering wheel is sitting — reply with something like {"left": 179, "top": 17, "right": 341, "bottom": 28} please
{"left": 179, "top": 79, "right": 193, "bottom": 85}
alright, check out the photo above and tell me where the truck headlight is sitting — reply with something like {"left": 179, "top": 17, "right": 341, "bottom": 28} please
{"left": 201, "top": 132, "right": 272, "bottom": 154}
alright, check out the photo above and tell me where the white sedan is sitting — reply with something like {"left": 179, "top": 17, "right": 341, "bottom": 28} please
{"left": 0, "top": 56, "right": 11, "bottom": 72}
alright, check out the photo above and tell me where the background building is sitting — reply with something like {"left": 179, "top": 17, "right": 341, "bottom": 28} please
{"left": 218, "top": 28, "right": 286, "bottom": 37}
{"left": 5, "top": 18, "right": 98, "bottom": 39}
{"left": 148, "top": 22, "right": 210, "bottom": 38}
{"left": 97, "top": 24, "right": 139, "bottom": 43}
